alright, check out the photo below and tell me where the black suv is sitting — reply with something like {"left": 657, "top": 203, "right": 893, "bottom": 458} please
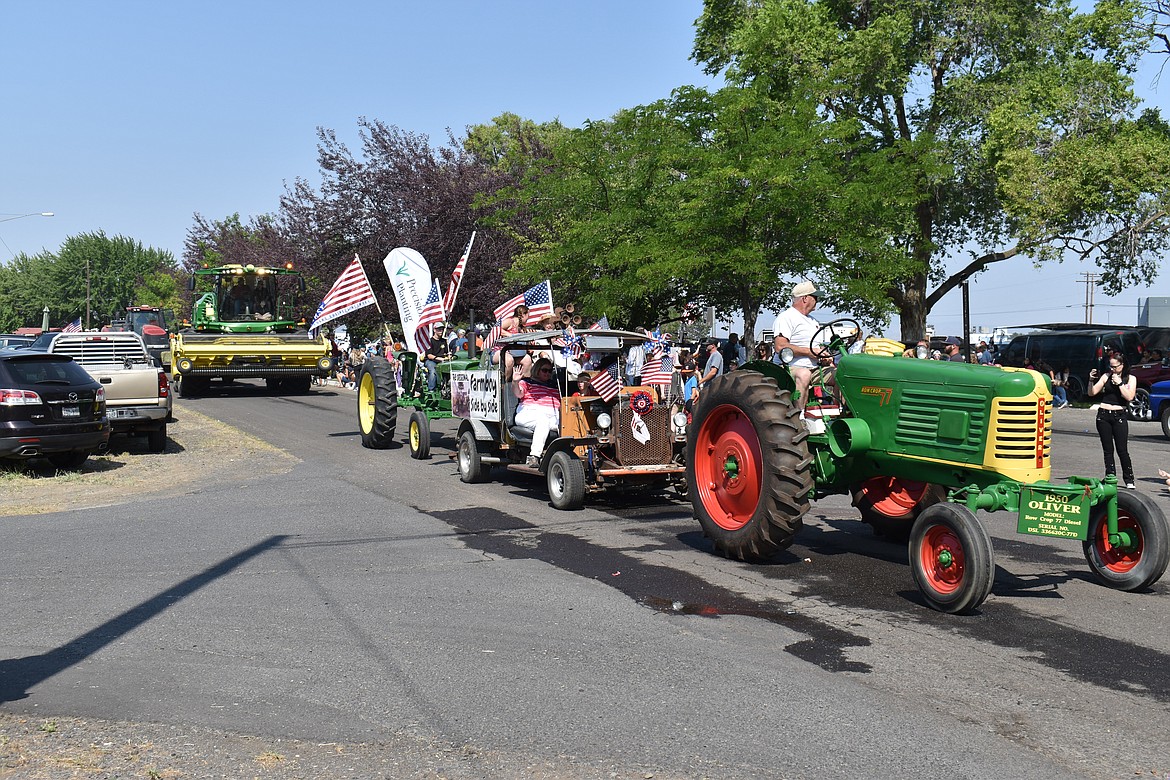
{"left": 0, "top": 349, "right": 110, "bottom": 469}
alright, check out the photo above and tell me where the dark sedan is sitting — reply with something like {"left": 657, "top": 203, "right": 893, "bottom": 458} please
{"left": 0, "top": 349, "right": 110, "bottom": 469}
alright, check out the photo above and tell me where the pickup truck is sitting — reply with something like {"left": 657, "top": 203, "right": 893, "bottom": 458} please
{"left": 27, "top": 331, "right": 172, "bottom": 451}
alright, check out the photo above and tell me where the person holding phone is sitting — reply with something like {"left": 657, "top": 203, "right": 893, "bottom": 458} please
{"left": 1089, "top": 353, "right": 1137, "bottom": 488}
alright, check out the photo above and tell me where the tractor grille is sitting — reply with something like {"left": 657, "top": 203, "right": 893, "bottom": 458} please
{"left": 990, "top": 397, "right": 1051, "bottom": 468}
{"left": 612, "top": 401, "right": 673, "bottom": 466}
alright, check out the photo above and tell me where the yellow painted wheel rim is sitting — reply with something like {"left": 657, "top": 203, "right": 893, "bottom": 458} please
{"left": 410, "top": 419, "right": 421, "bottom": 451}
{"left": 358, "top": 372, "right": 375, "bottom": 433}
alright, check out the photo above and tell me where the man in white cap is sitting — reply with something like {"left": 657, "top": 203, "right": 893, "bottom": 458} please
{"left": 773, "top": 280, "right": 824, "bottom": 407}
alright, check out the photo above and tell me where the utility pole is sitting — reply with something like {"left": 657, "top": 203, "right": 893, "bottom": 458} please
{"left": 1080, "top": 272, "right": 1099, "bottom": 324}
{"left": 961, "top": 280, "right": 971, "bottom": 362}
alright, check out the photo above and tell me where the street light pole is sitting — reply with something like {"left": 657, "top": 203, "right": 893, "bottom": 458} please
{"left": 0, "top": 212, "right": 54, "bottom": 262}
{"left": 0, "top": 211, "right": 53, "bottom": 223}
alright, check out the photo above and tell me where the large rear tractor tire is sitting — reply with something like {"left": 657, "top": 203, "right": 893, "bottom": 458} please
{"left": 357, "top": 357, "right": 398, "bottom": 449}
{"left": 1083, "top": 489, "right": 1170, "bottom": 591}
{"left": 909, "top": 503, "right": 995, "bottom": 614}
{"left": 408, "top": 410, "right": 431, "bottom": 460}
{"left": 686, "top": 370, "right": 813, "bottom": 561}
{"left": 851, "top": 477, "right": 946, "bottom": 542}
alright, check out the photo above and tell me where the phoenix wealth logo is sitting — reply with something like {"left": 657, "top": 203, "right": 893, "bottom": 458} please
{"left": 860, "top": 386, "right": 893, "bottom": 405}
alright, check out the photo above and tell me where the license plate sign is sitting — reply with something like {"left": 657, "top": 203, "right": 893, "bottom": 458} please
{"left": 62, "top": 406, "right": 79, "bottom": 418}
{"left": 1017, "top": 486, "right": 1091, "bottom": 540}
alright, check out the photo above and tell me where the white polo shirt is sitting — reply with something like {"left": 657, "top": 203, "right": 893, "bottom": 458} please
{"left": 773, "top": 307, "right": 820, "bottom": 369}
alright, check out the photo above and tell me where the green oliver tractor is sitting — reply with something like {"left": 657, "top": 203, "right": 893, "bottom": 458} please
{"left": 686, "top": 319, "right": 1170, "bottom": 614}
{"left": 357, "top": 347, "right": 478, "bottom": 459}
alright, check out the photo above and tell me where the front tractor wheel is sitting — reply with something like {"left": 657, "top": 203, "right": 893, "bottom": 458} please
{"left": 686, "top": 370, "right": 813, "bottom": 562}
{"left": 851, "top": 477, "right": 946, "bottom": 542}
{"left": 408, "top": 410, "right": 431, "bottom": 460}
{"left": 357, "top": 357, "right": 398, "bottom": 449}
{"left": 909, "top": 503, "right": 995, "bottom": 614}
{"left": 1083, "top": 489, "right": 1170, "bottom": 591}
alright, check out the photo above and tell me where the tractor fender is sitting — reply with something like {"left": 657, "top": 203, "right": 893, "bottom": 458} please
{"left": 740, "top": 359, "right": 796, "bottom": 394}
{"left": 543, "top": 436, "right": 596, "bottom": 461}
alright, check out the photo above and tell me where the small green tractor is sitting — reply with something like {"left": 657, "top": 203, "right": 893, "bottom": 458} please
{"left": 170, "top": 263, "right": 333, "bottom": 397}
{"left": 357, "top": 345, "right": 478, "bottom": 459}
{"left": 687, "top": 319, "right": 1170, "bottom": 614}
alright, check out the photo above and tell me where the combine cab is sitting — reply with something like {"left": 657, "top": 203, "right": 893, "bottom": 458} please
{"left": 170, "top": 263, "right": 333, "bottom": 397}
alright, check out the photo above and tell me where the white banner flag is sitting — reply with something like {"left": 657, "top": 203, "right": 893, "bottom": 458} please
{"left": 383, "top": 247, "right": 433, "bottom": 354}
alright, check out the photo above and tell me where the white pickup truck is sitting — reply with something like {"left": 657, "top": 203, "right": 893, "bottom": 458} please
{"left": 27, "top": 331, "right": 172, "bottom": 452}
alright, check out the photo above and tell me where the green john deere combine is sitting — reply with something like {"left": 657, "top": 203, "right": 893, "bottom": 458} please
{"left": 687, "top": 318, "right": 1169, "bottom": 614}
{"left": 170, "top": 263, "right": 333, "bottom": 398}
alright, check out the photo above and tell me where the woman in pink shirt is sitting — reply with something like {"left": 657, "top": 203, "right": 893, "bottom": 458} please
{"left": 514, "top": 356, "right": 561, "bottom": 467}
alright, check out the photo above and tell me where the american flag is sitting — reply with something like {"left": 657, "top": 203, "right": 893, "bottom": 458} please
{"left": 441, "top": 232, "right": 475, "bottom": 314}
{"left": 589, "top": 315, "right": 609, "bottom": 330}
{"left": 589, "top": 355, "right": 621, "bottom": 402}
{"left": 62, "top": 317, "right": 82, "bottom": 333}
{"left": 493, "top": 280, "right": 554, "bottom": 325}
{"left": 482, "top": 320, "right": 503, "bottom": 354}
{"left": 641, "top": 346, "right": 674, "bottom": 385}
{"left": 414, "top": 279, "right": 446, "bottom": 353}
{"left": 309, "top": 254, "right": 378, "bottom": 334}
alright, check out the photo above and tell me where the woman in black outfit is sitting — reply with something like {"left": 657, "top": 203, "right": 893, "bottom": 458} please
{"left": 1089, "top": 353, "right": 1138, "bottom": 488}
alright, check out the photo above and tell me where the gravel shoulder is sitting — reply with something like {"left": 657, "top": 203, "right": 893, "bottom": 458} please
{"left": 0, "top": 408, "right": 299, "bottom": 517}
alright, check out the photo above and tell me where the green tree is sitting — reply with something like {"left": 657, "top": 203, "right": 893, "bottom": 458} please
{"left": 488, "top": 85, "right": 923, "bottom": 342}
{"left": 0, "top": 232, "right": 179, "bottom": 331}
{"left": 55, "top": 232, "right": 181, "bottom": 328}
{"left": 694, "top": 0, "right": 1170, "bottom": 339}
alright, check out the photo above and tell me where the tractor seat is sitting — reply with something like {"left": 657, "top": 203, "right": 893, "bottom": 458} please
{"left": 503, "top": 381, "right": 535, "bottom": 445}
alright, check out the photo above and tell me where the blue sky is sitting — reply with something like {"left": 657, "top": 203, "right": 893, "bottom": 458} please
{"left": 1, "top": 0, "right": 1166, "bottom": 338}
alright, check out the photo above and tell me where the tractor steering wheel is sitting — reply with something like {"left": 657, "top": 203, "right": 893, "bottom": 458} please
{"left": 810, "top": 318, "right": 862, "bottom": 360}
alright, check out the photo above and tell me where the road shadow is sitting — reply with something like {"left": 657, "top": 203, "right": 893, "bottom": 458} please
{"left": 0, "top": 535, "right": 288, "bottom": 704}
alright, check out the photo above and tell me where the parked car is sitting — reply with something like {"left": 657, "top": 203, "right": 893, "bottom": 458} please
{"left": 0, "top": 349, "right": 110, "bottom": 469}
{"left": 0, "top": 334, "right": 35, "bottom": 349}
{"left": 1149, "top": 380, "right": 1170, "bottom": 440}
{"left": 26, "top": 330, "right": 171, "bottom": 451}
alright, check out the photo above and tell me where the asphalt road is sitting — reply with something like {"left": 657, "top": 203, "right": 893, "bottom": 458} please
{"left": 2, "top": 383, "right": 1169, "bottom": 779}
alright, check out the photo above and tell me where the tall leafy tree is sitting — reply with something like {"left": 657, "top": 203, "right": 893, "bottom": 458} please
{"left": 694, "top": 0, "right": 1170, "bottom": 339}
{"left": 487, "top": 85, "right": 923, "bottom": 342}
{"left": 276, "top": 117, "right": 533, "bottom": 336}
{"left": 0, "top": 232, "right": 180, "bottom": 330}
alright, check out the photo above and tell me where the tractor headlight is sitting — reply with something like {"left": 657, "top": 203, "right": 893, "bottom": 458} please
{"left": 779, "top": 347, "right": 794, "bottom": 364}
{"left": 596, "top": 412, "right": 612, "bottom": 430}
{"left": 672, "top": 412, "right": 688, "bottom": 430}
{"left": 916, "top": 343, "right": 929, "bottom": 359}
